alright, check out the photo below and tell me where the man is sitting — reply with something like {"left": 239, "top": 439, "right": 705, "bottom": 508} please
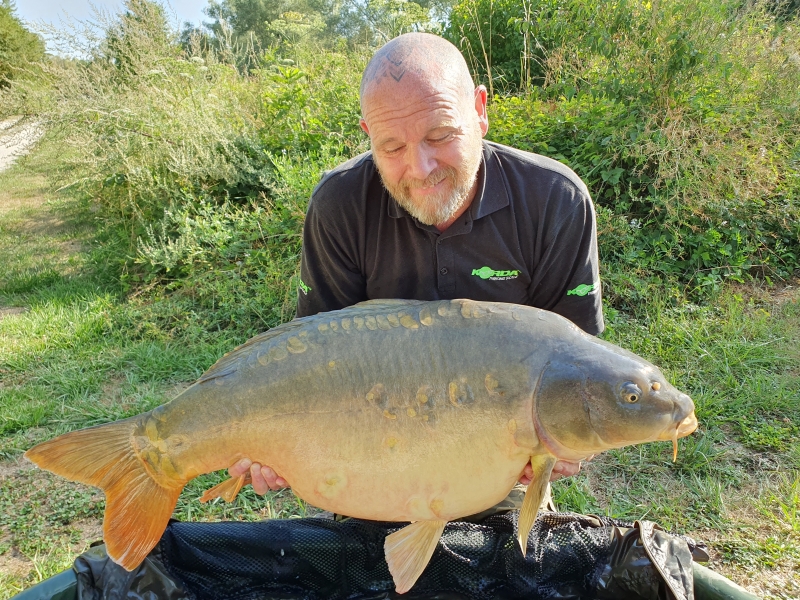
{"left": 229, "top": 32, "right": 603, "bottom": 507}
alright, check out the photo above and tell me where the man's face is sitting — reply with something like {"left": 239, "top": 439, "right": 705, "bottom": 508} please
{"left": 360, "top": 78, "right": 488, "bottom": 227}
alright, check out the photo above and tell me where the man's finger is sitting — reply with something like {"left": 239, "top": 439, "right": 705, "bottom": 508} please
{"left": 518, "top": 461, "right": 533, "bottom": 485}
{"left": 249, "top": 462, "right": 271, "bottom": 495}
{"left": 550, "top": 459, "right": 582, "bottom": 481}
{"left": 228, "top": 458, "right": 252, "bottom": 478}
{"left": 260, "top": 466, "right": 289, "bottom": 491}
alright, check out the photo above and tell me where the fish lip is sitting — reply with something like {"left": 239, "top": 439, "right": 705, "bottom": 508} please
{"left": 656, "top": 411, "right": 698, "bottom": 441}
{"left": 676, "top": 411, "right": 698, "bottom": 437}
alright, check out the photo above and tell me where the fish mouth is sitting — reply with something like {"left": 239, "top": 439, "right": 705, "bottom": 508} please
{"left": 656, "top": 411, "right": 699, "bottom": 460}
{"left": 658, "top": 411, "right": 698, "bottom": 441}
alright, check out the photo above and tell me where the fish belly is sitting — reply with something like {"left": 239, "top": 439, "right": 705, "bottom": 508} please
{"left": 261, "top": 409, "right": 534, "bottom": 521}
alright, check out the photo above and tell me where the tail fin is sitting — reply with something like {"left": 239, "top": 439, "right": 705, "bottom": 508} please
{"left": 24, "top": 418, "right": 183, "bottom": 570}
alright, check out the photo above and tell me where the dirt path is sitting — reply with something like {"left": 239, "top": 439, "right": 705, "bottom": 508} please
{"left": 0, "top": 117, "right": 43, "bottom": 174}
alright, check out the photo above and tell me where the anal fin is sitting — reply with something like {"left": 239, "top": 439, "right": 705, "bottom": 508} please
{"left": 199, "top": 473, "right": 251, "bottom": 503}
{"left": 517, "top": 454, "right": 556, "bottom": 556}
{"left": 384, "top": 520, "right": 447, "bottom": 594}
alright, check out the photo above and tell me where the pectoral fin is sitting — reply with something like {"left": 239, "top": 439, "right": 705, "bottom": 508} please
{"left": 517, "top": 454, "right": 556, "bottom": 556}
{"left": 199, "top": 472, "right": 251, "bottom": 503}
{"left": 384, "top": 520, "right": 447, "bottom": 594}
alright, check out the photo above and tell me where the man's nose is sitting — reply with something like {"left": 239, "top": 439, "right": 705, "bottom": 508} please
{"left": 405, "top": 143, "right": 437, "bottom": 180}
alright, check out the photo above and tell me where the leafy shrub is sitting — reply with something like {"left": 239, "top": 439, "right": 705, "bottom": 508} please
{"left": 445, "top": 0, "right": 532, "bottom": 92}
{"left": 0, "top": 0, "right": 45, "bottom": 88}
{"left": 133, "top": 153, "right": 328, "bottom": 329}
{"left": 482, "top": 0, "right": 800, "bottom": 301}
{"left": 489, "top": 91, "right": 799, "bottom": 302}
{"left": 6, "top": 0, "right": 800, "bottom": 324}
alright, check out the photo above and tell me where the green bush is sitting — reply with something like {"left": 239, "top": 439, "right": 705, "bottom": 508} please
{"left": 0, "top": 0, "right": 44, "bottom": 87}
{"left": 445, "top": 0, "right": 532, "bottom": 92}
{"left": 7, "top": 0, "right": 800, "bottom": 325}
{"left": 481, "top": 0, "right": 800, "bottom": 301}
{"left": 489, "top": 90, "right": 799, "bottom": 302}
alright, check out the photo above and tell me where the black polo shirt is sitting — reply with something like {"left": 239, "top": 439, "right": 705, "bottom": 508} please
{"left": 296, "top": 141, "right": 604, "bottom": 336}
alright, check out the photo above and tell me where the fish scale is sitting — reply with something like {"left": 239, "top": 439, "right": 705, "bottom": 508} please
{"left": 24, "top": 298, "right": 697, "bottom": 595}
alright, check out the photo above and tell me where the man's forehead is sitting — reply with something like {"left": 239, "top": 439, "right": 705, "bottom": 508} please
{"left": 362, "top": 71, "right": 469, "bottom": 119}
{"left": 362, "top": 68, "right": 448, "bottom": 107}
{"left": 372, "top": 118, "right": 462, "bottom": 147}
{"left": 364, "top": 91, "right": 466, "bottom": 141}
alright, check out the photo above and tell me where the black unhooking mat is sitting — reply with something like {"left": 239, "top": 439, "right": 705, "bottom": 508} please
{"left": 65, "top": 512, "right": 716, "bottom": 600}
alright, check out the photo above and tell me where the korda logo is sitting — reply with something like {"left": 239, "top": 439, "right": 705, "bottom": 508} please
{"left": 566, "top": 283, "right": 596, "bottom": 296}
{"left": 471, "top": 266, "right": 520, "bottom": 281}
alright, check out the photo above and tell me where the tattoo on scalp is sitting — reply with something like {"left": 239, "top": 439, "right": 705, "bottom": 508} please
{"left": 367, "top": 44, "right": 414, "bottom": 85}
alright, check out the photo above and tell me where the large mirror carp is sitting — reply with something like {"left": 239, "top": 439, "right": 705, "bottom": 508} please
{"left": 25, "top": 299, "right": 698, "bottom": 593}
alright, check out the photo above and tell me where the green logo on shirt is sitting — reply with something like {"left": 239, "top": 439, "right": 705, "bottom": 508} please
{"left": 298, "top": 279, "right": 311, "bottom": 295}
{"left": 567, "top": 283, "right": 596, "bottom": 296}
{"left": 471, "top": 266, "right": 520, "bottom": 281}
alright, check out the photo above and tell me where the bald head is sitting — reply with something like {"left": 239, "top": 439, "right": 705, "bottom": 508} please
{"left": 359, "top": 33, "right": 475, "bottom": 112}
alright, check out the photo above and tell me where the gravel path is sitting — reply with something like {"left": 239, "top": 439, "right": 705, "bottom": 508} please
{"left": 0, "top": 117, "right": 43, "bottom": 173}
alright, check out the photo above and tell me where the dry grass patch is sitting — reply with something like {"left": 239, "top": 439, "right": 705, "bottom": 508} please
{"left": 0, "top": 307, "right": 27, "bottom": 320}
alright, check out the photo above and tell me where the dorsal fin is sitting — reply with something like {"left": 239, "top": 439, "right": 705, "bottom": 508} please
{"left": 197, "top": 319, "right": 309, "bottom": 384}
{"left": 354, "top": 299, "right": 427, "bottom": 309}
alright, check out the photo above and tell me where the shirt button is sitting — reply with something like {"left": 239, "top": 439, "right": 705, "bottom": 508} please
{"left": 440, "top": 267, "right": 448, "bottom": 275}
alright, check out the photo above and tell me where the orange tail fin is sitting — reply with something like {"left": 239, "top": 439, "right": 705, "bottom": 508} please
{"left": 24, "top": 418, "right": 183, "bottom": 570}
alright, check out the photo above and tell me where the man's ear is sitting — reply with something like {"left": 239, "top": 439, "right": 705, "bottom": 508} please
{"left": 474, "top": 85, "right": 489, "bottom": 137}
{"left": 359, "top": 118, "right": 370, "bottom": 135}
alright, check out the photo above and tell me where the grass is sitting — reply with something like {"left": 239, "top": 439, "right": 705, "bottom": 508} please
{"left": 1, "top": 138, "right": 799, "bottom": 598}
{"left": 0, "top": 139, "right": 314, "bottom": 597}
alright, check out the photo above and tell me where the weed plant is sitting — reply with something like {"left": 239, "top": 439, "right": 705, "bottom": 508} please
{"left": 4, "top": 0, "right": 797, "bottom": 321}
{"left": 477, "top": 0, "right": 800, "bottom": 302}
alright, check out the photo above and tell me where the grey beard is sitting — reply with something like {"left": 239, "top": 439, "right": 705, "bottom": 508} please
{"left": 378, "top": 160, "right": 481, "bottom": 226}
{"left": 393, "top": 176, "right": 474, "bottom": 225}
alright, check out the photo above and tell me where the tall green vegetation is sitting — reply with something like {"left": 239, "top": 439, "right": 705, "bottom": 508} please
{"left": 2, "top": 0, "right": 798, "bottom": 324}
{"left": 0, "top": 0, "right": 44, "bottom": 87}
{"left": 191, "top": 0, "right": 444, "bottom": 71}
{"left": 447, "top": 0, "right": 800, "bottom": 302}
{"left": 3, "top": 0, "right": 368, "bottom": 331}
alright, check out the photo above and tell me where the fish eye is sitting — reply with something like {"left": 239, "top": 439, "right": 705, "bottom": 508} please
{"left": 620, "top": 382, "right": 642, "bottom": 403}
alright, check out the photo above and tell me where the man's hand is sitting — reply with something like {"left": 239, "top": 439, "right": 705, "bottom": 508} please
{"left": 518, "top": 457, "right": 590, "bottom": 485}
{"left": 229, "top": 459, "right": 288, "bottom": 494}
{"left": 230, "top": 456, "right": 583, "bottom": 493}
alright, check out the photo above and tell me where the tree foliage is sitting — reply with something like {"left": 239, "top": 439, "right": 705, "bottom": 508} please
{"left": 203, "top": 0, "right": 332, "bottom": 49}
{"left": 100, "top": 0, "right": 178, "bottom": 84}
{"left": 198, "top": 0, "right": 445, "bottom": 59}
{"left": 0, "top": 0, "right": 45, "bottom": 87}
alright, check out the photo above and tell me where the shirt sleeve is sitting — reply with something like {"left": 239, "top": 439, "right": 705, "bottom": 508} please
{"left": 528, "top": 179, "right": 604, "bottom": 336}
{"left": 296, "top": 188, "right": 368, "bottom": 318}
